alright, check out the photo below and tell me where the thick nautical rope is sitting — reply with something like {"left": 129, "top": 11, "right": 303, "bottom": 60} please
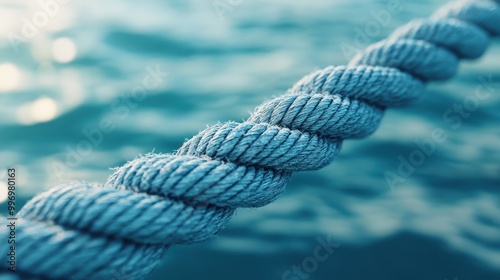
{"left": 2, "top": 0, "right": 499, "bottom": 279}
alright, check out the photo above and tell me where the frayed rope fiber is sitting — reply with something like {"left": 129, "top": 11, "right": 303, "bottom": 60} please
{"left": 2, "top": 0, "right": 499, "bottom": 279}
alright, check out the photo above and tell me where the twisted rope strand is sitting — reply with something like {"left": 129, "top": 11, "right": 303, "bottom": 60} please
{"left": 2, "top": 0, "right": 499, "bottom": 279}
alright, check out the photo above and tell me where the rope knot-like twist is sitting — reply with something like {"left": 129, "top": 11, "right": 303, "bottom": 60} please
{"left": 3, "top": 0, "right": 499, "bottom": 279}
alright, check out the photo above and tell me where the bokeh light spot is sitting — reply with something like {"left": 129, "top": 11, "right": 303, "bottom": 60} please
{"left": 52, "top": 37, "right": 77, "bottom": 63}
{"left": 0, "top": 63, "right": 21, "bottom": 92}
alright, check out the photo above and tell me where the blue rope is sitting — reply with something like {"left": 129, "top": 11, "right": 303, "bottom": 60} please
{"left": 2, "top": 0, "right": 499, "bottom": 279}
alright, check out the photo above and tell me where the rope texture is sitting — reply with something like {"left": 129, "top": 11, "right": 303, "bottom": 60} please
{"left": 1, "top": 0, "right": 499, "bottom": 279}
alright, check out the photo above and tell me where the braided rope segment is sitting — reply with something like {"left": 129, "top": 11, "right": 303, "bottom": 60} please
{"left": 1, "top": 0, "right": 499, "bottom": 279}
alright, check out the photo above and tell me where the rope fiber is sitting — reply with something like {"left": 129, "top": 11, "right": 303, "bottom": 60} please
{"left": 2, "top": 0, "right": 499, "bottom": 279}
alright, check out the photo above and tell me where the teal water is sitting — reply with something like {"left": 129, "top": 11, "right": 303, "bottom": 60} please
{"left": 0, "top": 0, "right": 499, "bottom": 279}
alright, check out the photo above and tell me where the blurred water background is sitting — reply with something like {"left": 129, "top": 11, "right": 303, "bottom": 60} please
{"left": 0, "top": 0, "right": 499, "bottom": 279}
